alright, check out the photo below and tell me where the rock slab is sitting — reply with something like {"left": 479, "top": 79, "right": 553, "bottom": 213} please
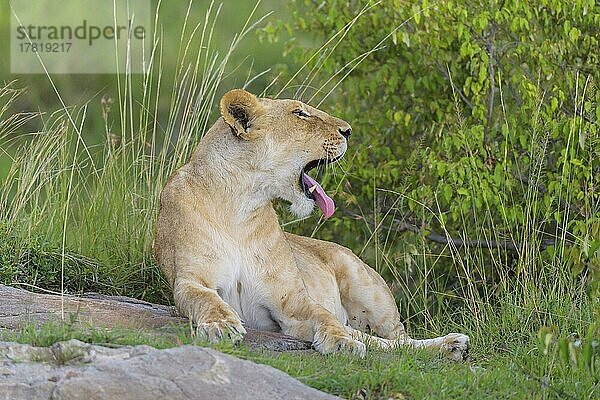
{"left": 0, "top": 284, "right": 311, "bottom": 352}
{"left": 0, "top": 339, "right": 338, "bottom": 400}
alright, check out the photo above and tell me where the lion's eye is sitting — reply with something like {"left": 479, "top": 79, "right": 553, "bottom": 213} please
{"left": 292, "top": 109, "right": 310, "bottom": 118}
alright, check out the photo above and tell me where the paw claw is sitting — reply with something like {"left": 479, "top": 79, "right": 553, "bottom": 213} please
{"left": 441, "top": 333, "right": 470, "bottom": 362}
{"left": 195, "top": 319, "right": 246, "bottom": 344}
{"left": 313, "top": 331, "right": 366, "bottom": 358}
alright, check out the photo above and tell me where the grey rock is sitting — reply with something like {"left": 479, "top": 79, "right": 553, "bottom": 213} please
{"left": 0, "top": 339, "right": 338, "bottom": 400}
{"left": 0, "top": 284, "right": 311, "bottom": 352}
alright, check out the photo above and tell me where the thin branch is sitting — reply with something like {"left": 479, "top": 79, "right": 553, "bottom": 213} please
{"left": 390, "top": 218, "right": 556, "bottom": 251}
{"left": 484, "top": 23, "right": 497, "bottom": 137}
{"left": 341, "top": 207, "right": 558, "bottom": 251}
{"left": 436, "top": 62, "right": 473, "bottom": 109}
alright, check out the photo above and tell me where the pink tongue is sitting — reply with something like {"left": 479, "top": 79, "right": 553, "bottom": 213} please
{"left": 302, "top": 173, "right": 335, "bottom": 218}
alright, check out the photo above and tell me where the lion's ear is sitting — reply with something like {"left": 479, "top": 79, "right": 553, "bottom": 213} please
{"left": 220, "top": 89, "right": 264, "bottom": 139}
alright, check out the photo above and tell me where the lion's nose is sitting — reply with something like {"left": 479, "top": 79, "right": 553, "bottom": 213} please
{"left": 339, "top": 126, "right": 352, "bottom": 139}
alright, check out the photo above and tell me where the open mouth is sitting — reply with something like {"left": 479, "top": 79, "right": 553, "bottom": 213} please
{"left": 299, "top": 155, "right": 343, "bottom": 218}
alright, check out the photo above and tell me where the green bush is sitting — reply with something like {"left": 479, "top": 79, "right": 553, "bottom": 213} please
{"left": 0, "top": 2, "right": 264, "bottom": 303}
{"left": 262, "top": 0, "right": 598, "bottom": 332}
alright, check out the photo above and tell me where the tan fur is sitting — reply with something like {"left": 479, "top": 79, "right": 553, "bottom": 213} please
{"left": 154, "top": 89, "right": 469, "bottom": 358}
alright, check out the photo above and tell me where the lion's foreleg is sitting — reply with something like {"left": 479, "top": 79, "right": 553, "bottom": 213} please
{"left": 173, "top": 277, "right": 246, "bottom": 343}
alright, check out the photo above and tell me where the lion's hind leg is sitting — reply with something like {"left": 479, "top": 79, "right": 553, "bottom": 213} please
{"left": 330, "top": 244, "right": 469, "bottom": 360}
{"left": 404, "top": 333, "right": 470, "bottom": 362}
{"left": 329, "top": 245, "right": 406, "bottom": 339}
{"left": 345, "top": 327, "right": 469, "bottom": 361}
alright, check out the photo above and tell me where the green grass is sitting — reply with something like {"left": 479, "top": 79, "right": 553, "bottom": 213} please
{"left": 0, "top": 1, "right": 277, "bottom": 303}
{"left": 2, "top": 320, "right": 597, "bottom": 399}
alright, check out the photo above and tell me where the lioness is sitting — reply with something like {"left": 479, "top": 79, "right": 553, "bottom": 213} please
{"left": 154, "top": 89, "right": 469, "bottom": 359}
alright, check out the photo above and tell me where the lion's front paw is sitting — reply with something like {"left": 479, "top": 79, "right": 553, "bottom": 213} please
{"left": 313, "top": 329, "right": 366, "bottom": 358}
{"left": 185, "top": 297, "right": 246, "bottom": 344}
{"left": 195, "top": 318, "right": 246, "bottom": 344}
{"left": 440, "top": 333, "right": 470, "bottom": 362}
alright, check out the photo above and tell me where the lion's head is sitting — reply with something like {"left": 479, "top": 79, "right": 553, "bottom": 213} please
{"left": 219, "top": 89, "right": 351, "bottom": 218}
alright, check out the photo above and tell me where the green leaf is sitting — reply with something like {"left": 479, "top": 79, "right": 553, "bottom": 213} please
{"left": 437, "top": 162, "right": 447, "bottom": 176}
{"left": 569, "top": 27, "right": 580, "bottom": 42}
{"left": 393, "top": 111, "right": 402, "bottom": 123}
